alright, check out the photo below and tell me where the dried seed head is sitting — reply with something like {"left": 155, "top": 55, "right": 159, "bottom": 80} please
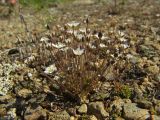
{"left": 98, "top": 32, "right": 103, "bottom": 39}
{"left": 86, "top": 18, "right": 89, "bottom": 24}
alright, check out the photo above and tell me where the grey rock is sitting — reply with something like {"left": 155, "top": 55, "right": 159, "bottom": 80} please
{"left": 123, "top": 103, "right": 150, "bottom": 120}
{"left": 88, "top": 101, "right": 109, "bottom": 119}
{"left": 110, "top": 98, "right": 131, "bottom": 115}
{"left": 48, "top": 110, "right": 70, "bottom": 120}
{"left": 89, "top": 115, "right": 98, "bottom": 120}
{"left": 137, "top": 100, "right": 153, "bottom": 109}
{"left": 24, "top": 105, "right": 46, "bottom": 120}
{"left": 133, "top": 83, "right": 143, "bottom": 100}
{"left": 103, "top": 66, "right": 116, "bottom": 81}
{"left": 0, "top": 95, "right": 12, "bottom": 103}
{"left": 129, "top": 56, "right": 142, "bottom": 64}
{"left": 139, "top": 45, "right": 157, "bottom": 58}
{"left": 78, "top": 104, "right": 87, "bottom": 114}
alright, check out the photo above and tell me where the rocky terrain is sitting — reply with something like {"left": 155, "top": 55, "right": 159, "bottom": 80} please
{"left": 0, "top": 0, "right": 160, "bottom": 120}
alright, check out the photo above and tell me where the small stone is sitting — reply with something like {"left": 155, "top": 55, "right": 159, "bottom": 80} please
{"left": 0, "top": 107, "right": 7, "bottom": 116}
{"left": 139, "top": 45, "right": 157, "bottom": 58}
{"left": 88, "top": 101, "right": 109, "bottom": 119}
{"left": 89, "top": 115, "right": 98, "bottom": 120}
{"left": 24, "top": 105, "right": 46, "bottom": 120}
{"left": 133, "top": 83, "right": 143, "bottom": 100}
{"left": 78, "top": 104, "right": 87, "bottom": 114}
{"left": 110, "top": 98, "right": 131, "bottom": 114}
{"left": 17, "top": 88, "right": 32, "bottom": 98}
{"left": 137, "top": 100, "right": 153, "bottom": 109}
{"left": 48, "top": 110, "right": 70, "bottom": 120}
{"left": 67, "top": 107, "right": 77, "bottom": 116}
{"left": 0, "top": 95, "right": 12, "bottom": 103}
{"left": 123, "top": 103, "right": 150, "bottom": 120}
{"left": 128, "top": 55, "right": 142, "bottom": 64}
{"left": 70, "top": 116, "right": 77, "bottom": 120}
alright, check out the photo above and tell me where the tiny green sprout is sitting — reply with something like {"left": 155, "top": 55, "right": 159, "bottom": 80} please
{"left": 119, "top": 85, "right": 132, "bottom": 99}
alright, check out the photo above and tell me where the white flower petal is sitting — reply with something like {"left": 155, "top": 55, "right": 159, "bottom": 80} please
{"left": 88, "top": 43, "right": 96, "bottom": 49}
{"left": 99, "top": 43, "right": 107, "bottom": 48}
{"left": 67, "top": 21, "right": 80, "bottom": 27}
{"left": 65, "top": 38, "right": 72, "bottom": 43}
{"left": 44, "top": 64, "right": 57, "bottom": 74}
{"left": 72, "top": 47, "right": 84, "bottom": 55}
{"left": 60, "top": 47, "right": 70, "bottom": 52}
{"left": 52, "top": 42, "right": 66, "bottom": 49}
{"left": 121, "top": 43, "right": 129, "bottom": 49}
{"left": 76, "top": 34, "right": 84, "bottom": 40}
{"left": 79, "top": 28, "right": 87, "bottom": 33}
{"left": 40, "top": 37, "right": 49, "bottom": 42}
{"left": 120, "top": 37, "right": 127, "bottom": 42}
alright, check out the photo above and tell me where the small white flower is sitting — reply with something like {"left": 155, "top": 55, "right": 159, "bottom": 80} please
{"left": 72, "top": 47, "right": 85, "bottom": 56}
{"left": 24, "top": 56, "right": 35, "bottom": 63}
{"left": 120, "top": 37, "right": 127, "bottom": 42}
{"left": 121, "top": 43, "right": 129, "bottom": 49}
{"left": 65, "top": 38, "right": 72, "bottom": 43}
{"left": 46, "top": 43, "right": 53, "bottom": 47}
{"left": 118, "top": 31, "right": 125, "bottom": 37}
{"left": 93, "top": 34, "right": 99, "bottom": 39}
{"left": 106, "top": 50, "right": 110, "bottom": 54}
{"left": 52, "top": 42, "right": 66, "bottom": 49}
{"left": 88, "top": 43, "right": 96, "bottom": 49}
{"left": 101, "top": 36, "right": 109, "bottom": 41}
{"left": 110, "top": 54, "right": 114, "bottom": 58}
{"left": 76, "top": 33, "right": 84, "bottom": 40}
{"left": 79, "top": 28, "right": 87, "bottom": 33}
{"left": 54, "top": 76, "right": 60, "bottom": 80}
{"left": 126, "top": 54, "right": 133, "bottom": 59}
{"left": 27, "top": 73, "right": 32, "bottom": 78}
{"left": 67, "top": 30, "right": 78, "bottom": 35}
{"left": 67, "top": 21, "right": 80, "bottom": 27}
{"left": 60, "top": 47, "right": 70, "bottom": 52}
{"left": 44, "top": 64, "right": 57, "bottom": 74}
{"left": 40, "top": 37, "right": 49, "bottom": 42}
{"left": 99, "top": 43, "right": 107, "bottom": 48}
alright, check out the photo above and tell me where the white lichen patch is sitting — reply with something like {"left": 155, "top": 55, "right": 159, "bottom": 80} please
{"left": 0, "top": 62, "right": 23, "bottom": 95}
